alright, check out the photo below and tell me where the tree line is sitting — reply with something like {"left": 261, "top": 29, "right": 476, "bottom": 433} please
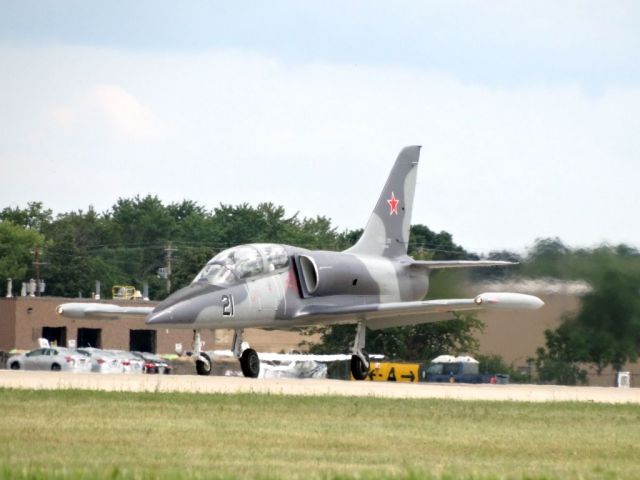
{"left": 0, "top": 198, "right": 474, "bottom": 299}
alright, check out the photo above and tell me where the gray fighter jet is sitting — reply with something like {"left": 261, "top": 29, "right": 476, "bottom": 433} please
{"left": 57, "top": 146, "right": 543, "bottom": 379}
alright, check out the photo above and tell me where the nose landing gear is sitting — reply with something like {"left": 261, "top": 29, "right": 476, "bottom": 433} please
{"left": 192, "top": 330, "right": 212, "bottom": 376}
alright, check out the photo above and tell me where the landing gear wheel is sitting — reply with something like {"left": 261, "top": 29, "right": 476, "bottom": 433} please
{"left": 351, "top": 354, "right": 369, "bottom": 381}
{"left": 240, "top": 348, "right": 260, "bottom": 378}
{"left": 51, "top": 363, "right": 61, "bottom": 371}
{"left": 195, "top": 353, "right": 212, "bottom": 376}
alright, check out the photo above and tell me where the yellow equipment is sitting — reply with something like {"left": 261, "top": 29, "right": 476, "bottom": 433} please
{"left": 112, "top": 285, "right": 142, "bottom": 300}
{"left": 351, "top": 362, "right": 420, "bottom": 382}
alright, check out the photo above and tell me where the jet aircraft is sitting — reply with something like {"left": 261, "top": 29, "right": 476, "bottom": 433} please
{"left": 57, "top": 146, "right": 544, "bottom": 379}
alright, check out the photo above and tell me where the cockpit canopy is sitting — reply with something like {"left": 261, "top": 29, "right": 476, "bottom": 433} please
{"left": 194, "top": 244, "right": 289, "bottom": 287}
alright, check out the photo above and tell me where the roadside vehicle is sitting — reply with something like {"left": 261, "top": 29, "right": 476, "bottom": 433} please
{"left": 108, "top": 350, "right": 144, "bottom": 374}
{"left": 8, "top": 347, "right": 91, "bottom": 372}
{"left": 77, "top": 348, "right": 121, "bottom": 374}
{"left": 420, "top": 355, "right": 508, "bottom": 384}
{"left": 133, "top": 352, "right": 172, "bottom": 374}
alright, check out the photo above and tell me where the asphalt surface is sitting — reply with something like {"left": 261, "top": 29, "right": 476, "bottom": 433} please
{"left": 1, "top": 370, "right": 639, "bottom": 403}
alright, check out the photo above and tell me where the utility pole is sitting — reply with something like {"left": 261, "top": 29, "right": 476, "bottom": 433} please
{"left": 32, "top": 246, "right": 48, "bottom": 296}
{"left": 164, "top": 243, "right": 178, "bottom": 293}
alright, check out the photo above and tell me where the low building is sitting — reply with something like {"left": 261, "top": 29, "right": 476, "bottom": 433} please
{"left": 0, "top": 296, "right": 312, "bottom": 355}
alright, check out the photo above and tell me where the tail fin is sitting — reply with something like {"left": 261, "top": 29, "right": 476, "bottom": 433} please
{"left": 346, "top": 146, "right": 421, "bottom": 258}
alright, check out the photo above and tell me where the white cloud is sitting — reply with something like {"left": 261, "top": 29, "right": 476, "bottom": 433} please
{"left": 87, "top": 84, "right": 162, "bottom": 138}
{"left": 46, "top": 83, "right": 162, "bottom": 139}
{"left": 0, "top": 45, "right": 638, "bottom": 252}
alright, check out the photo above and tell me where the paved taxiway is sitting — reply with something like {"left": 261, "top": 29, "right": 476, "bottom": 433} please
{"left": 1, "top": 370, "right": 639, "bottom": 404}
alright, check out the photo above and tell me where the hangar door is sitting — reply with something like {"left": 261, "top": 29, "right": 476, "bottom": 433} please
{"left": 129, "top": 329, "right": 156, "bottom": 353}
{"left": 77, "top": 328, "right": 102, "bottom": 348}
{"left": 42, "top": 327, "right": 67, "bottom": 347}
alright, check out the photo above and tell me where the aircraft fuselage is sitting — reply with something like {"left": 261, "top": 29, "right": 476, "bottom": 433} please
{"left": 145, "top": 245, "right": 429, "bottom": 330}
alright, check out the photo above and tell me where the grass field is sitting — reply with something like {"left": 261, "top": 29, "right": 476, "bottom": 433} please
{"left": 0, "top": 389, "right": 639, "bottom": 479}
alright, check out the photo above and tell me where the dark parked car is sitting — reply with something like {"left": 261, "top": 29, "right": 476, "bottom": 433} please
{"left": 133, "top": 352, "right": 172, "bottom": 374}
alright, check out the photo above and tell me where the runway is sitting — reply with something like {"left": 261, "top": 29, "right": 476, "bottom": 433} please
{"left": 1, "top": 370, "right": 639, "bottom": 404}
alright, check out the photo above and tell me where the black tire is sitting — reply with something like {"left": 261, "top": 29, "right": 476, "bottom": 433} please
{"left": 10, "top": 362, "right": 20, "bottom": 370}
{"left": 240, "top": 349, "right": 260, "bottom": 378}
{"left": 196, "top": 353, "right": 212, "bottom": 376}
{"left": 351, "top": 354, "right": 370, "bottom": 381}
{"left": 51, "top": 363, "right": 61, "bottom": 371}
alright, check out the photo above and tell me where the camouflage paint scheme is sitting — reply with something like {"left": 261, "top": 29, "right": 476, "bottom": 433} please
{"left": 57, "top": 146, "right": 543, "bottom": 377}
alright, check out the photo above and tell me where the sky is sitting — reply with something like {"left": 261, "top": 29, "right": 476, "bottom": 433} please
{"left": 1, "top": 1, "right": 639, "bottom": 254}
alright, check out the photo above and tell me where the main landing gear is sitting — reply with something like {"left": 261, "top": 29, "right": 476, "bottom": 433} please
{"left": 233, "top": 329, "right": 260, "bottom": 378}
{"left": 350, "top": 322, "right": 370, "bottom": 381}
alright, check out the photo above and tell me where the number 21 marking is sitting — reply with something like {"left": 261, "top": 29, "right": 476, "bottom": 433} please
{"left": 222, "top": 294, "right": 235, "bottom": 317}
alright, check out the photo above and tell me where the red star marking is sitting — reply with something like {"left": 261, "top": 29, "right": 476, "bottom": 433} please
{"left": 387, "top": 192, "right": 399, "bottom": 215}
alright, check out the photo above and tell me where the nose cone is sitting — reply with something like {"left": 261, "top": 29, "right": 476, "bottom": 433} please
{"left": 146, "top": 282, "right": 221, "bottom": 326}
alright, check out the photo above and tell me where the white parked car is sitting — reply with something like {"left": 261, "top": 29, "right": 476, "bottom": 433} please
{"left": 108, "top": 350, "right": 144, "bottom": 374}
{"left": 77, "top": 348, "right": 121, "bottom": 374}
{"left": 8, "top": 347, "right": 91, "bottom": 372}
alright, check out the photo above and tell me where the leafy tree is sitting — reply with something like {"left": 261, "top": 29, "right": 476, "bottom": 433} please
{"left": 470, "top": 250, "right": 523, "bottom": 282}
{"left": 110, "top": 195, "right": 176, "bottom": 244}
{"left": 533, "top": 327, "right": 588, "bottom": 386}
{"left": 476, "top": 353, "right": 531, "bottom": 383}
{"left": 169, "top": 201, "right": 216, "bottom": 245}
{"left": 395, "top": 313, "right": 483, "bottom": 360}
{"left": 0, "top": 202, "right": 52, "bottom": 231}
{"left": 171, "top": 246, "right": 214, "bottom": 290}
{"left": 571, "top": 268, "right": 640, "bottom": 372}
{"left": 45, "top": 225, "right": 96, "bottom": 297}
{"left": 336, "top": 228, "right": 362, "bottom": 250}
{"left": 408, "top": 224, "right": 470, "bottom": 260}
{"left": 0, "top": 221, "right": 45, "bottom": 292}
{"left": 104, "top": 196, "right": 177, "bottom": 295}
{"left": 212, "top": 203, "right": 293, "bottom": 246}
{"left": 41, "top": 208, "right": 112, "bottom": 297}
{"left": 522, "top": 237, "right": 572, "bottom": 279}
{"left": 533, "top": 265, "right": 640, "bottom": 384}
{"left": 520, "top": 239, "right": 640, "bottom": 282}
{"left": 166, "top": 200, "right": 207, "bottom": 223}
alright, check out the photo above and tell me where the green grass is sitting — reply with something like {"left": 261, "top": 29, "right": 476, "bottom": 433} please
{"left": 0, "top": 389, "right": 639, "bottom": 480}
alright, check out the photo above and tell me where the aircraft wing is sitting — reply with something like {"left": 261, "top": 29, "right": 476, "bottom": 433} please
{"left": 405, "top": 260, "right": 517, "bottom": 269}
{"left": 56, "top": 302, "right": 154, "bottom": 320}
{"left": 294, "top": 292, "right": 543, "bottom": 330}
